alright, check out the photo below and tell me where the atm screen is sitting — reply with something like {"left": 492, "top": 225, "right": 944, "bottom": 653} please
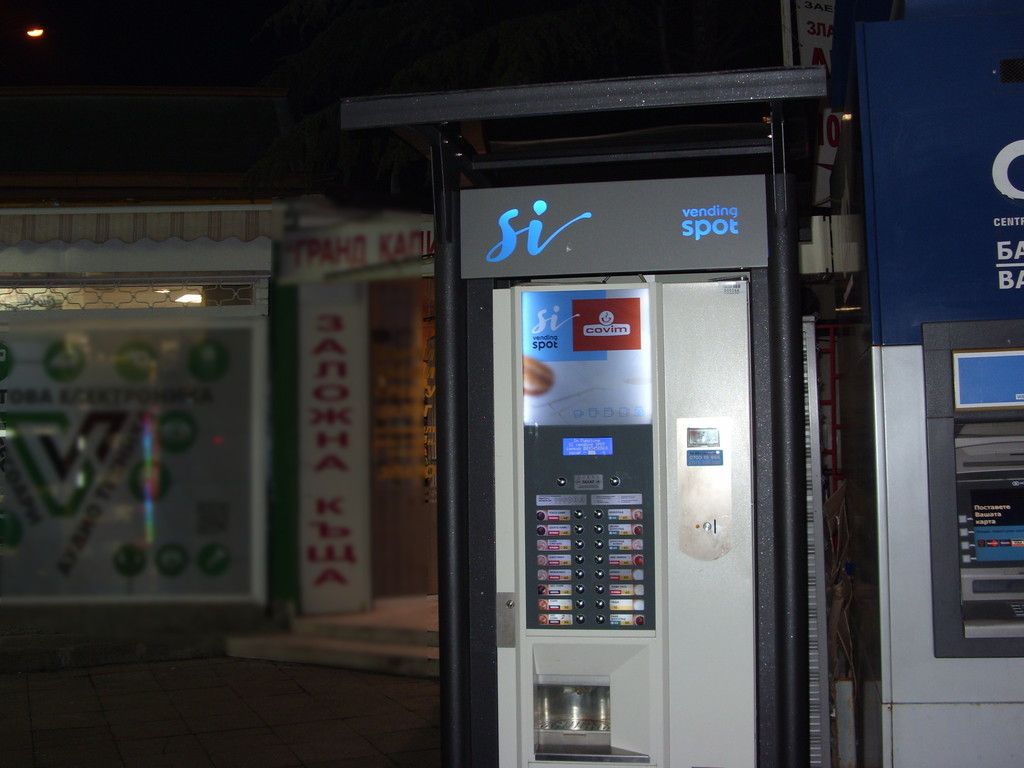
{"left": 971, "top": 487, "right": 1024, "bottom": 563}
{"left": 953, "top": 349, "right": 1024, "bottom": 410}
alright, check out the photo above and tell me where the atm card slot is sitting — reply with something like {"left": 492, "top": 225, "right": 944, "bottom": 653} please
{"left": 972, "top": 579, "right": 1024, "bottom": 593}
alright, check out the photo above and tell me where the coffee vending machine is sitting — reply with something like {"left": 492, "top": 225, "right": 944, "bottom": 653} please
{"left": 334, "top": 68, "right": 825, "bottom": 768}
{"left": 495, "top": 277, "right": 755, "bottom": 766}
{"left": 458, "top": 173, "right": 806, "bottom": 768}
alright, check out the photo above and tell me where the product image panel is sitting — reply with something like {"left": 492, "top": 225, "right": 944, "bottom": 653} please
{"left": 525, "top": 424, "right": 655, "bottom": 631}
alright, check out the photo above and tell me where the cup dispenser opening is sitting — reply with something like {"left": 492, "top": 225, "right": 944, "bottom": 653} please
{"left": 534, "top": 674, "right": 648, "bottom": 764}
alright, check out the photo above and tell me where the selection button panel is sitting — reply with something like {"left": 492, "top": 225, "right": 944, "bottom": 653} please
{"left": 526, "top": 424, "right": 654, "bottom": 631}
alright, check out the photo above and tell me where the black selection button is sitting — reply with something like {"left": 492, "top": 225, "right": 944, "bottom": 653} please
{"left": 593, "top": 525, "right": 604, "bottom": 534}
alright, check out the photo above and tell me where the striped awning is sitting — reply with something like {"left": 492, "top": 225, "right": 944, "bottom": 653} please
{"left": 0, "top": 204, "right": 275, "bottom": 246}
{"left": 0, "top": 204, "right": 274, "bottom": 274}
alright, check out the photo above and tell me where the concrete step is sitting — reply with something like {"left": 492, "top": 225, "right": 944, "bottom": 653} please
{"left": 225, "top": 633, "right": 440, "bottom": 678}
{"left": 291, "top": 614, "right": 440, "bottom": 647}
{"left": 225, "top": 595, "right": 440, "bottom": 677}
{"left": 0, "top": 632, "right": 224, "bottom": 673}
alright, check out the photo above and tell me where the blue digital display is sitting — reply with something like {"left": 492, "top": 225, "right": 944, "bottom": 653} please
{"left": 563, "top": 437, "right": 613, "bottom": 456}
{"left": 955, "top": 351, "right": 1024, "bottom": 409}
{"left": 687, "top": 449, "right": 724, "bottom": 467}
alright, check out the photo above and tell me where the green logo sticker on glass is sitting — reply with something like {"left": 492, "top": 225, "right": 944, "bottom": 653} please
{"left": 0, "top": 342, "right": 11, "bottom": 382}
{"left": 115, "top": 341, "right": 158, "bottom": 382}
{"left": 6, "top": 412, "right": 95, "bottom": 518}
{"left": 130, "top": 461, "right": 171, "bottom": 501}
{"left": 155, "top": 543, "right": 189, "bottom": 577}
{"left": 113, "top": 544, "right": 147, "bottom": 577}
{"left": 188, "top": 338, "right": 229, "bottom": 382}
{"left": 197, "top": 543, "right": 231, "bottom": 577}
{"left": 159, "top": 412, "right": 198, "bottom": 453}
{"left": 0, "top": 511, "right": 23, "bottom": 553}
{"left": 44, "top": 340, "right": 86, "bottom": 382}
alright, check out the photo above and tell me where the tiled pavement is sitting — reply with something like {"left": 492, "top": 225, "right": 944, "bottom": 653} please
{"left": 0, "top": 657, "right": 441, "bottom": 768}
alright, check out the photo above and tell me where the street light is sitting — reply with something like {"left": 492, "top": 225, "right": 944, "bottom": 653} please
{"left": 26, "top": 28, "right": 44, "bottom": 38}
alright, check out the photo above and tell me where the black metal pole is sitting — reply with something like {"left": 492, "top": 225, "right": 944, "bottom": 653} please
{"left": 430, "top": 129, "right": 469, "bottom": 768}
{"left": 769, "top": 100, "right": 810, "bottom": 767}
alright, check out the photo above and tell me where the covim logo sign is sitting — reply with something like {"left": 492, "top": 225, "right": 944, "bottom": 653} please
{"left": 583, "top": 309, "right": 631, "bottom": 338}
{"left": 572, "top": 298, "right": 642, "bottom": 352}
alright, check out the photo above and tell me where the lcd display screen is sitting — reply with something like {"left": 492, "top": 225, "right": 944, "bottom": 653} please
{"left": 562, "top": 437, "right": 613, "bottom": 456}
{"left": 953, "top": 349, "right": 1024, "bottom": 410}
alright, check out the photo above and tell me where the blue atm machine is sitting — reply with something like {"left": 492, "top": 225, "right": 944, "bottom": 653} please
{"left": 836, "top": 7, "right": 1024, "bottom": 766}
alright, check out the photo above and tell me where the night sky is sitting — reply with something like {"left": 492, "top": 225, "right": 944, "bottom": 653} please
{"left": 3, "top": 0, "right": 286, "bottom": 87}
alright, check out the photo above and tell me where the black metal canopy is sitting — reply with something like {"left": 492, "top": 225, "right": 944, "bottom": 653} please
{"left": 339, "top": 67, "right": 824, "bottom": 190}
{"left": 338, "top": 66, "right": 825, "bottom": 205}
{"left": 337, "top": 66, "right": 824, "bottom": 128}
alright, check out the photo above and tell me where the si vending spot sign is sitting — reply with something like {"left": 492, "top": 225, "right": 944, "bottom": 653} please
{"left": 460, "top": 176, "right": 768, "bottom": 279}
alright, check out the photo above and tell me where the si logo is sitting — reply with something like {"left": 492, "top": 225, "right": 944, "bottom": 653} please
{"left": 486, "top": 200, "right": 592, "bottom": 263}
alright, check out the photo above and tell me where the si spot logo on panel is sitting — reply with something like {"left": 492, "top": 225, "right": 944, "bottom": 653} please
{"left": 680, "top": 205, "right": 740, "bottom": 241}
